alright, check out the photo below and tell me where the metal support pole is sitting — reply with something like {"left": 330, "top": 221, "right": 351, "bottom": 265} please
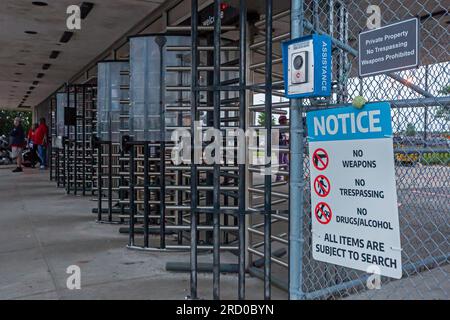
{"left": 108, "top": 141, "right": 113, "bottom": 221}
{"left": 176, "top": 54, "right": 184, "bottom": 246}
{"left": 313, "top": 0, "right": 319, "bottom": 30}
{"left": 119, "top": 149, "right": 125, "bottom": 220}
{"left": 97, "top": 144, "right": 102, "bottom": 221}
{"left": 190, "top": 0, "right": 199, "bottom": 300}
{"left": 66, "top": 139, "right": 70, "bottom": 194}
{"left": 337, "top": 1, "right": 344, "bottom": 103}
{"left": 63, "top": 140, "right": 66, "bottom": 188}
{"left": 55, "top": 100, "right": 59, "bottom": 186}
{"left": 289, "top": 0, "right": 306, "bottom": 300}
{"left": 424, "top": 65, "right": 429, "bottom": 144}
{"left": 264, "top": 0, "right": 273, "bottom": 301}
{"left": 56, "top": 147, "right": 60, "bottom": 187}
{"left": 129, "top": 145, "right": 136, "bottom": 246}
{"left": 74, "top": 87, "right": 78, "bottom": 195}
{"left": 66, "top": 88, "right": 70, "bottom": 194}
{"left": 82, "top": 86, "right": 86, "bottom": 195}
{"left": 238, "top": 0, "right": 247, "bottom": 301}
{"left": 144, "top": 143, "right": 150, "bottom": 248}
{"left": 91, "top": 92, "right": 96, "bottom": 196}
{"left": 157, "top": 35, "right": 167, "bottom": 250}
{"left": 49, "top": 99, "right": 53, "bottom": 181}
{"left": 212, "top": 0, "right": 222, "bottom": 301}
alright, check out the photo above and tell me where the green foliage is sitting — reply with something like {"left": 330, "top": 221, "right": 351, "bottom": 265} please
{"left": 438, "top": 84, "right": 450, "bottom": 95}
{"left": 405, "top": 123, "right": 416, "bottom": 137}
{"left": 257, "top": 112, "right": 276, "bottom": 126}
{"left": 434, "top": 85, "right": 450, "bottom": 122}
{"left": 435, "top": 106, "right": 450, "bottom": 122}
{"left": 421, "top": 152, "right": 450, "bottom": 166}
{"left": 0, "top": 110, "right": 32, "bottom": 136}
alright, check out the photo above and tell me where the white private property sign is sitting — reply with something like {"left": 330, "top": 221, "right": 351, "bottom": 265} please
{"left": 306, "top": 102, "right": 402, "bottom": 279}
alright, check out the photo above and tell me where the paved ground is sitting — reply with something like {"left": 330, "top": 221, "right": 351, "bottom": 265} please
{"left": 347, "top": 264, "right": 450, "bottom": 300}
{"left": 0, "top": 166, "right": 287, "bottom": 300}
{"left": 250, "top": 164, "right": 450, "bottom": 299}
{"left": 0, "top": 165, "right": 448, "bottom": 300}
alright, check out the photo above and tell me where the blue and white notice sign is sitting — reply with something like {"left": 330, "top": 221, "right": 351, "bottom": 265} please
{"left": 306, "top": 102, "right": 402, "bottom": 279}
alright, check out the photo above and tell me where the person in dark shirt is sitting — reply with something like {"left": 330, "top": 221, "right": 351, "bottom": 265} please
{"left": 9, "top": 117, "right": 26, "bottom": 173}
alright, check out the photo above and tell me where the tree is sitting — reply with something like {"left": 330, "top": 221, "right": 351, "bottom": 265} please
{"left": 405, "top": 123, "right": 416, "bottom": 137}
{"left": 435, "top": 106, "right": 450, "bottom": 122}
{"left": 0, "top": 110, "right": 32, "bottom": 136}
{"left": 434, "top": 85, "right": 450, "bottom": 123}
{"left": 438, "top": 84, "right": 450, "bottom": 95}
{"left": 257, "top": 112, "right": 276, "bottom": 127}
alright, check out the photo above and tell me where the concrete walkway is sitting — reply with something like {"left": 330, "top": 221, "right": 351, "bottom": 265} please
{"left": 0, "top": 166, "right": 287, "bottom": 300}
{"left": 1, "top": 166, "right": 447, "bottom": 300}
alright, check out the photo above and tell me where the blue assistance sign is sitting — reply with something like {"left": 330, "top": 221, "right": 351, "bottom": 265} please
{"left": 282, "top": 34, "right": 332, "bottom": 99}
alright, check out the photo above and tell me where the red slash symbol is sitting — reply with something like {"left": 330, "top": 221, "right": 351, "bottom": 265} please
{"left": 314, "top": 202, "right": 332, "bottom": 225}
{"left": 312, "top": 148, "right": 329, "bottom": 171}
{"left": 314, "top": 175, "right": 330, "bottom": 197}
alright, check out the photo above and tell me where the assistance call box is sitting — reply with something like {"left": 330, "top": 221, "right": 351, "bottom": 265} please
{"left": 282, "top": 34, "right": 332, "bottom": 99}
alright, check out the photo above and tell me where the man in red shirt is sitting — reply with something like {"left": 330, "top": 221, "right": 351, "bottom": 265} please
{"left": 34, "top": 118, "right": 49, "bottom": 169}
{"left": 27, "top": 123, "right": 39, "bottom": 167}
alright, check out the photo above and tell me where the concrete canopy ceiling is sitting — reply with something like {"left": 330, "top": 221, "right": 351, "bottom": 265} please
{"left": 0, "top": 0, "right": 165, "bottom": 111}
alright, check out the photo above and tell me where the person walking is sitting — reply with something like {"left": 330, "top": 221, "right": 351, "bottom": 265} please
{"left": 9, "top": 117, "right": 26, "bottom": 173}
{"left": 27, "top": 123, "right": 39, "bottom": 168}
{"left": 34, "top": 117, "right": 49, "bottom": 170}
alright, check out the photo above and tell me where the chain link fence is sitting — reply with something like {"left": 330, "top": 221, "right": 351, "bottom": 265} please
{"left": 294, "top": 0, "right": 449, "bottom": 299}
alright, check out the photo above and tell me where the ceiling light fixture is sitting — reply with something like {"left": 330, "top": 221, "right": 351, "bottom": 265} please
{"left": 49, "top": 50, "right": 60, "bottom": 59}
{"left": 80, "top": 2, "right": 95, "bottom": 19}
{"left": 32, "top": 1, "right": 48, "bottom": 6}
{"left": 59, "top": 31, "right": 74, "bottom": 43}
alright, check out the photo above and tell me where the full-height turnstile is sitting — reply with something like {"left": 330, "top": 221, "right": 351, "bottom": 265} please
{"left": 120, "top": 24, "right": 249, "bottom": 300}
{"left": 93, "top": 61, "right": 130, "bottom": 223}
{"left": 53, "top": 85, "right": 97, "bottom": 194}
{"left": 163, "top": 0, "right": 255, "bottom": 300}
{"left": 49, "top": 95, "right": 57, "bottom": 181}
{"left": 121, "top": 34, "right": 230, "bottom": 250}
{"left": 54, "top": 92, "right": 67, "bottom": 188}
